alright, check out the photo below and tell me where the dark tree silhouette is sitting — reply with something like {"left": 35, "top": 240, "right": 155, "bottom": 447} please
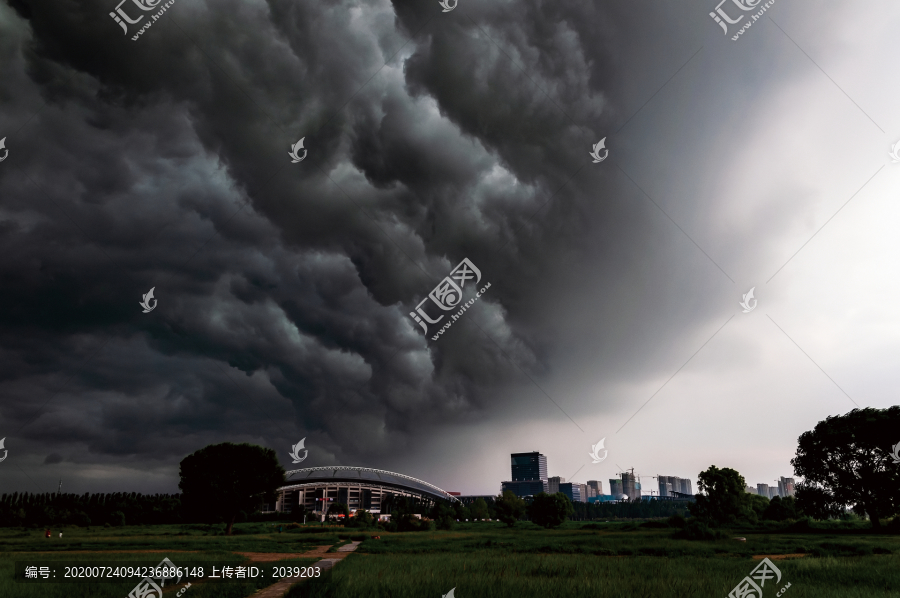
{"left": 791, "top": 407, "right": 900, "bottom": 528}
{"left": 689, "top": 465, "right": 752, "bottom": 526}
{"left": 527, "top": 492, "right": 574, "bottom": 528}
{"left": 494, "top": 490, "right": 527, "bottom": 527}
{"left": 179, "top": 443, "right": 284, "bottom": 535}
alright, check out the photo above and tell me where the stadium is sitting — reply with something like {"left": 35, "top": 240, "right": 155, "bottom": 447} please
{"left": 272, "top": 466, "right": 460, "bottom": 518}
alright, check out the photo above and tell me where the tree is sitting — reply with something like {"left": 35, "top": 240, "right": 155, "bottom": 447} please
{"left": 791, "top": 407, "right": 900, "bottom": 528}
{"left": 290, "top": 503, "right": 308, "bottom": 523}
{"left": 762, "top": 496, "right": 799, "bottom": 521}
{"left": 470, "top": 498, "right": 489, "bottom": 520}
{"left": 494, "top": 491, "right": 527, "bottom": 527}
{"left": 689, "top": 466, "right": 752, "bottom": 526}
{"left": 527, "top": 492, "right": 574, "bottom": 528}
{"left": 351, "top": 509, "right": 374, "bottom": 527}
{"left": 179, "top": 443, "right": 285, "bottom": 535}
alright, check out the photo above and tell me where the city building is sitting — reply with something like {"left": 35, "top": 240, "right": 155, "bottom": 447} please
{"left": 548, "top": 476, "right": 565, "bottom": 494}
{"left": 609, "top": 478, "right": 623, "bottom": 497}
{"left": 757, "top": 483, "right": 770, "bottom": 498}
{"left": 511, "top": 451, "right": 547, "bottom": 481}
{"left": 559, "top": 483, "right": 589, "bottom": 503}
{"left": 501, "top": 451, "right": 549, "bottom": 497}
{"left": 586, "top": 480, "right": 603, "bottom": 497}
{"left": 621, "top": 471, "right": 641, "bottom": 501}
{"left": 659, "top": 478, "right": 673, "bottom": 498}
{"left": 778, "top": 477, "right": 795, "bottom": 498}
{"left": 501, "top": 480, "right": 547, "bottom": 497}
{"left": 746, "top": 486, "right": 756, "bottom": 494}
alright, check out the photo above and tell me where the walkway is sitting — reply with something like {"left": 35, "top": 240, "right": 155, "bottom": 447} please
{"left": 250, "top": 541, "right": 361, "bottom": 598}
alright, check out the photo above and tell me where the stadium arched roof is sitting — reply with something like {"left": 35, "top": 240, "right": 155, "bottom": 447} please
{"left": 283, "top": 466, "right": 460, "bottom": 503}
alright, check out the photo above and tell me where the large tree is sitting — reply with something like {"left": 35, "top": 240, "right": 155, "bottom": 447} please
{"left": 179, "top": 443, "right": 284, "bottom": 535}
{"left": 494, "top": 490, "right": 527, "bottom": 527}
{"left": 527, "top": 492, "right": 574, "bottom": 528}
{"left": 791, "top": 407, "right": 900, "bottom": 528}
{"left": 689, "top": 466, "right": 753, "bottom": 526}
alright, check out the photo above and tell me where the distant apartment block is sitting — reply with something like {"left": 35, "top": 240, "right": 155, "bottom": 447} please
{"left": 586, "top": 480, "right": 603, "bottom": 497}
{"left": 659, "top": 476, "right": 693, "bottom": 498}
{"left": 609, "top": 478, "right": 624, "bottom": 497}
{"left": 778, "top": 477, "right": 795, "bottom": 497}
{"left": 548, "top": 476, "right": 565, "bottom": 495}
{"left": 560, "top": 482, "right": 586, "bottom": 503}
{"left": 621, "top": 472, "right": 641, "bottom": 500}
{"left": 757, "top": 483, "right": 770, "bottom": 498}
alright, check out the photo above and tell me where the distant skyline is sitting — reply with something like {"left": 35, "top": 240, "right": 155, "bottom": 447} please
{"left": 2, "top": 0, "right": 900, "bottom": 498}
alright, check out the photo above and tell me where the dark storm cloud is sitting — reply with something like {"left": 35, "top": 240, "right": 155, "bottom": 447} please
{"left": 0, "top": 0, "right": 709, "bottom": 492}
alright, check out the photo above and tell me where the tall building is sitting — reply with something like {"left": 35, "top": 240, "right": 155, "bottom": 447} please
{"left": 622, "top": 471, "right": 641, "bottom": 500}
{"left": 757, "top": 483, "right": 769, "bottom": 497}
{"left": 548, "top": 476, "right": 565, "bottom": 494}
{"left": 659, "top": 478, "right": 673, "bottom": 498}
{"left": 658, "top": 476, "right": 691, "bottom": 497}
{"left": 502, "top": 451, "right": 549, "bottom": 498}
{"left": 511, "top": 452, "right": 547, "bottom": 481}
{"left": 559, "top": 482, "right": 581, "bottom": 503}
{"left": 586, "top": 480, "right": 603, "bottom": 497}
{"left": 778, "top": 477, "right": 795, "bottom": 497}
{"left": 609, "top": 478, "right": 623, "bottom": 496}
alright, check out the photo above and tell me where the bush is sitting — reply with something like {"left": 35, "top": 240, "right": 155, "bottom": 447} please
{"left": 673, "top": 519, "right": 728, "bottom": 541}
{"left": 667, "top": 514, "right": 687, "bottom": 529}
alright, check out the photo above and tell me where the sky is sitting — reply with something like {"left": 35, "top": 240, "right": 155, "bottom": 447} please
{"left": 1, "top": 0, "right": 899, "bottom": 498}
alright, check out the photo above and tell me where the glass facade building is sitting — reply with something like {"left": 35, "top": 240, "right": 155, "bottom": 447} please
{"left": 511, "top": 452, "right": 547, "bottom": 481}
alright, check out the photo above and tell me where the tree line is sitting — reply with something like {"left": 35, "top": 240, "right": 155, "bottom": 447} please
{"left": 0, "top": 492, "right": 182, "bottom": 528}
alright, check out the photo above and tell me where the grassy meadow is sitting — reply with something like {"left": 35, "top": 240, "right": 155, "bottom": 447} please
{"left": 2, "top": 520, "right": 898, "bottom": 598}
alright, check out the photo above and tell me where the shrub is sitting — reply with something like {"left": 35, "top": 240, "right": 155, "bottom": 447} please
{"left": 673, "top": 519, "right": 728, "bottom": 541}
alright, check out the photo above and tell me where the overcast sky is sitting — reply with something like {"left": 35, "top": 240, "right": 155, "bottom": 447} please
{"left": 1, "top": 0, "right": 899, "bottom": 497}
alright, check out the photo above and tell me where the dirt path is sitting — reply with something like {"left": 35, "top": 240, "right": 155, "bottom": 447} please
{"left": 250, "top": 541, "right": 361, "bottom": 598}
{"left": 752, "top": 553, "right": 808, "bottom": 560}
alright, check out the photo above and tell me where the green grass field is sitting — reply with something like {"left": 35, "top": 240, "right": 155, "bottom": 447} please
{"left": 2, "top": 521, "right": 898, "bottom": 598}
